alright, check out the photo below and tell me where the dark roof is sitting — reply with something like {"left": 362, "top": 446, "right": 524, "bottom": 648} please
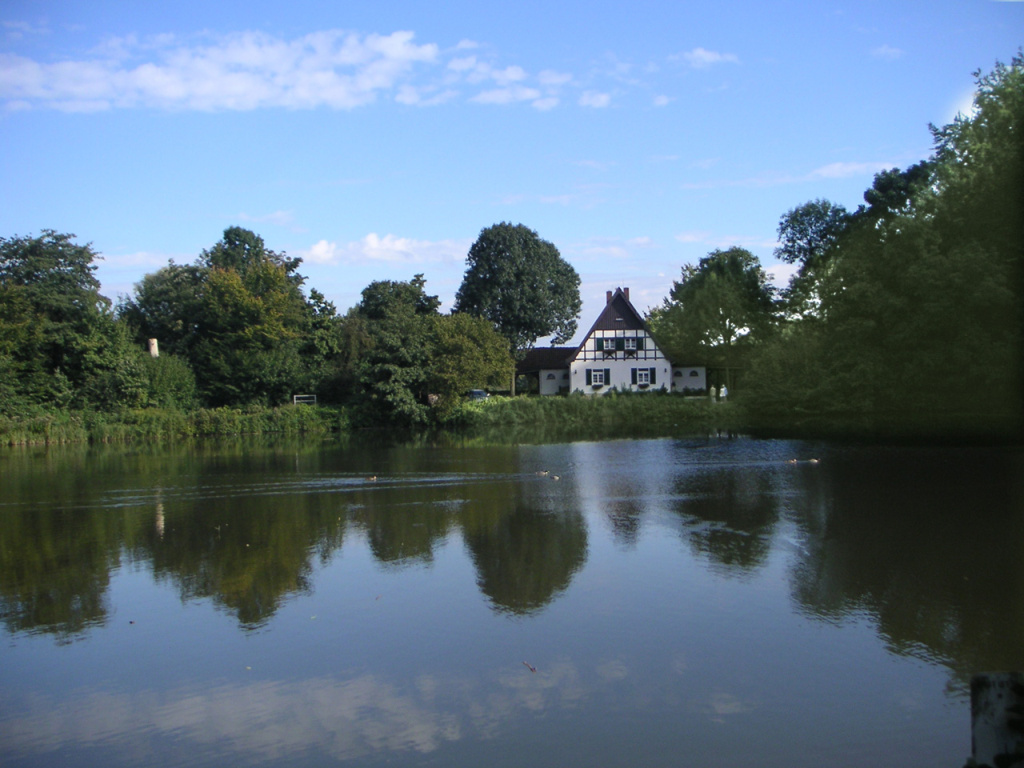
{"left": 586, "top": 289, "right": 647, "bottom": 334}
{"left": 573, "top": 287, "right": 650, "bottom": 361}
{"left": 517, "top": 346, "right": 574, "bottom": 373}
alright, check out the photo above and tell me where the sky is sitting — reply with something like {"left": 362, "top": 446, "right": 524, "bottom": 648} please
{"left": 1, "top": 1, "right": 1021, "bottom": 344}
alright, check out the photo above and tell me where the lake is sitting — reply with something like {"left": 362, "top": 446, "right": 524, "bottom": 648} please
{"left": 1, "top": 435, "right": 1021, "bottom": 767}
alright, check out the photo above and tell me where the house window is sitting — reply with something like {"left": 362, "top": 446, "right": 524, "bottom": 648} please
{"left": 689, "top": 370, "right": 699, "bottom": 377}
{"left": 631, "top": 367, "right": 657, "bottom": 387}
{"left": 623, "top": 337, "right": 637, "bottom": 351}
{"left": 546, "top": 373, "right": 556, "bottom": 380}
{"left": 592, "top": 369, "right": 605, "bottom": 386}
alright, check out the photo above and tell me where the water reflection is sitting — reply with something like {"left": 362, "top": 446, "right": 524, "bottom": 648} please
{"left": 0, "top": 441, "right": 594, "bottom": 634}
{"left": 1, "top": 437, "right": 1023, "bottom": 767}
{"left": 785, "top": 445, "right": 1024, "bottom": 691}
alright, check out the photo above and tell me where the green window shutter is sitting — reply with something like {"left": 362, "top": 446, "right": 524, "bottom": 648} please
{"left": 616, "top": 338, "right": 625, "bottom": 351}
{"left": 650, "top": 367, "right": 657, "bottom": 385}
{"left": 595, "top": 338, "right": 604, "bottom": 351}
{"left": 604, "top": 368, "right": 611, "bottom": 386}
{"left": 636, "top": 336, "right": 645, "bottom": 350}
{"left": 631, "top": 368, "right": 637, "bottom": 384}
{"left": 585, "top": 369, "right": 592, "bottom": 385}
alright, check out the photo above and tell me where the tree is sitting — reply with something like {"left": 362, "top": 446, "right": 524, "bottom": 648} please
{"left": 190, "top": 258, "right": 310, "bottom": 406}
{"left": 353, "top": 275, "right": 441, "bottom": 426}
{"left": 775, "top": 199, "right": 852, "bottom": 270}
{"left": 426, "top": 314, "right": 513, "bottom": 413}
{"left": 454, "top": 223, "right": 581, "bottom": 354}
{"left": 350, "top": 275, "right": 513, "bottom": 425}
{"left": 648, "top": 248, "right": 777, "bottom": 379}
{"left": 117, "top": 262, "right": 205, "bottom": 358}
{"left": 0, "top": 230, "right": 143, "bottom": 409}
{"left": 746, "top": 54, "right": 1023, "bottom": 434}
{"left": 121, "top": 227, "right": 332, "bottom": 407}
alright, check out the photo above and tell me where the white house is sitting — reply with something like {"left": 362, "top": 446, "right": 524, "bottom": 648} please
{"left": 517, "top": 287, "right": 704, "bottom": 396}
{"left": 569, "top": 287, "right": 672, "bottom": 395}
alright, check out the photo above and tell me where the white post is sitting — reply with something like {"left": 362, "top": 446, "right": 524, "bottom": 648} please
{"left": 971, "top": 673, "right": 1024, "bottom": 767}
{"left": 148, "top": 338, "right": 159, "bottom": 358}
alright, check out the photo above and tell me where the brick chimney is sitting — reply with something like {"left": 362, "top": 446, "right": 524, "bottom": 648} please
{"left": 624, "top": 287, "right": 629, "bottom": 301}
{"left": 606, "top": 290, "right": 613, "bottom": 304}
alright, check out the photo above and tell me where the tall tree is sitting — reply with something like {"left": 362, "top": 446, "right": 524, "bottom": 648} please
{"left": 648, "top": 248, "right": 777, "bottom": 377}
{"left": 454, "top": 223, "right": 581, "bottom": 353}
{"left": 774, "top": 199, "right": 851, "bottom": 319}
{"left": 351, "top": 275, "right": 513, "bottom": 425}
{"left": 353, "top": 275, "right": 441, "bottom": 426}
{"left": 746, "top": 54, "right": 1023, "bottom": 434}
{"left": 0, "top": 230, "right": 145, "bottom": 408}
{"left": 121, "top": 227, "right": 325, "bottom": 407}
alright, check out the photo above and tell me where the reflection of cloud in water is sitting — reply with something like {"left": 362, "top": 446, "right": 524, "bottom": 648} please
{"left": 700, "top": 691, "right": 756, "bottom": 723}
{"left": 596, "top": 659, "right": 629, "bottom": 681}
{"left": 1, "top": 662, "right": 596, "bottom": 763}
{"left": 2, "top": 676, "right": 462, "bottom": 763}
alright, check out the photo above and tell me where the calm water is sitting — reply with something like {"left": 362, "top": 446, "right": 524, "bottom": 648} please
{"left": 1, "top": 436, "right": 1021, "bottom": 767}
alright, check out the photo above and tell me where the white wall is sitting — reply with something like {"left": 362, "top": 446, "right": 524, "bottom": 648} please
{"left": 568, "top": 329, "right": 672, "bottom": 395}
{"left": 672, "top": 367, "right": 707, "bottom": 393}
{"left": 539, "top": 369, "right": 570, "bottom": 396}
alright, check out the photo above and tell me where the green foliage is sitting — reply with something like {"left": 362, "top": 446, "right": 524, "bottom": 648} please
{"left": 120, "top": 227, "right": 327, "bottom": 408}
{"left": 144, "top": 354, "right": 198, "bottom": 410}
{"left": 746, "top": 53, "right": 1023, "bottom": 438}
{"left": 451, "top": 391, "right": 737, "bottom": 441}
{"left": 351, "top": 275, "right": 439, "bottom": 427}
{"left": 0, "top": 404, "right": 348, "bottom": 445}
{"left": 117, "top": 262, "right": 204, "bottom": 358}
{"left": 347, "top": 275, "right": 516, "bottom": 427}
{"left": 648, "top": 247, "right": 777, "bottom": 367}
{"left": 455, "top": 222, "right": 581, "bottom": 352}
{"left": 0, "top": 231, "right": 125, "bottom": 408}
{"left": 774, "top": 199, "right": 852, "bottom": 319}
{"left": 426, "top": 314, "right": 514, "bottom": 414}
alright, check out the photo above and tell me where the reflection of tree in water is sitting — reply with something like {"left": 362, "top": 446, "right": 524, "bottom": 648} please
{"left": 348, "top": 484, "right": 460, "bottom": 567}
{"left": 464, "top": 504, "right": 588, "bottom": 616}
{"left": 606, "top": 498, "right": 644, "bottom": 547}
{"left": 0, "top": 446, "right": 144, "bottom": 642}
{"left": 0, "top": 506, "right": 121, "bottom": 642}
{"left": 149, "top": 490, "right": 345, "bottom": 628}
{"left": 788, "top": 447, "right": 1024, "bottom": 691}
{"left": 669, "top": 468, "right": 782, "bottom": 576}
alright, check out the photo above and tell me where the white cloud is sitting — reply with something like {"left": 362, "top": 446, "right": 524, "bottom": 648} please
{"left": 765, "top": 261, "right": 800, "bottom": 288}
{"left": 471, "top": 85, "right": 541, "bottom": 105}
{"left": 676, "top": 48, "right": 739, "bottom": 69}
{"left": 675, "top": 231, "right": 712, "bottom": 244}
{"left": 303, "top": 234, "right": 469, "bottom": 265}
{"left": 579, "top": 90, "right": 611, "bottom": 108}
{"left": 807, "top": 161, "right": 889, "bottom": 179}
{"left": 0, "top": 29, "right": 440, "bottom": 111}
{"left": 871, "top": 45, "right": 904, "bottom": 60}
{"left": 538, "top": 70, "right": 572, "bottom": 87}
{"left": 238, "top": 210, "right": 296, "bottom": 228}
{"left": 492, "top": 65, "right": 527, "bottom": 85}
{"left": 447, "top": 55, "right": 478, "bottom": 72}
{"left": 652, "top": 94, "right": 671, "bottom": 107}
{"left": 532, "top": 96, "right": 559, "bottom": 111}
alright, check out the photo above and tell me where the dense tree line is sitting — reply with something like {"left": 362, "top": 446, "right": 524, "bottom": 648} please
{"left": 649, "top": 54, "right": 1023, "bottom": 436}
{"left": 4, "top": 57, "right": 1017, "bottom": 437}
{"left": 1, "top": 222, "right": 579, "bottom": 427}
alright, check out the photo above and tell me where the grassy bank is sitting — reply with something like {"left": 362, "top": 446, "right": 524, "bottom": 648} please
{"left": 0, "top": 404, "right": 349, "bottom": 445}
{"left": 450, "top": 391, "right": 740, "bottom": 442}
{"left": 6, "top": 391, "right": 1009, "bottom": 447}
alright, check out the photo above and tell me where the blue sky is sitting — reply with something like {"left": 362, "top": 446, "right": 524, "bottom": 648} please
{"left": 2, "top": 1, "right": 1021, "bottom": 343}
